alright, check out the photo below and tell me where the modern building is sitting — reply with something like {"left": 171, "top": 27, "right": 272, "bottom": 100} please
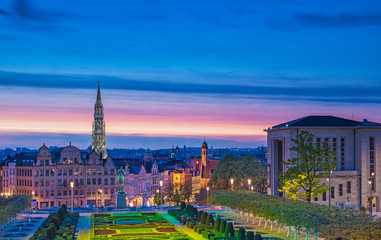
{"left": 266, "top": 115, "right": 381, "bottom": 211}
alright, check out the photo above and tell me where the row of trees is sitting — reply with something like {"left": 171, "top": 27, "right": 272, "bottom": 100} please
{"left": 154, "top": 181, "right": 193, "bottom": 205}
{"left": 212, "top": 191, "right": 381, "bottom": 239}
{"left": 210, "top": 154, "right": 267, "bottom": 191}
{"left": 0, "top": 195, "right": 31, "bottom": 228}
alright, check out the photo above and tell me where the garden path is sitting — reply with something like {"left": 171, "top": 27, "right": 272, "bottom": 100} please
{"left": 161, "top": 213, "right": 203, "bottom": 240}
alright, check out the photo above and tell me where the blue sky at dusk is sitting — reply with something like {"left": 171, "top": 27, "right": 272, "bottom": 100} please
{"left": 0, "top": 0, "right": 380, "bottom": 149}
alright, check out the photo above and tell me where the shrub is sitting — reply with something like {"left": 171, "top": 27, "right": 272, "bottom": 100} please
{"left": 206, "top": 214, "right": 213, "bottom": 226}
{"left": 197, "top": 211, "right": 204, "bottom": 222}
{"left": 246, "top": 231, "right": 254, "bottom": 240}
{"left": 201, "top": 211, "right": 207, "bottom": 225}
{"left": 180, "top": 202, "right": 186, "bottom": 212}
{"left": 225, "top": 222, "right": 234, "bottom": 237}
{"left": 220, "top": 220, "right": 227, "bottom": 233}
{"left": 215, "top": 217, "right": 221, "bottom": 231}
{"left": 192, "top": 207, "right": 198, "bottom": 219}
{"left": 238, "top": 227, "right": 245, "bottom": 240}
{"left": 50, "top": 215, "right": 60, "bottom": 230}
{"left": 254, "top": 234, "right": 263, "bottom": 240}
{"left": 61, "top": 204, "right": 67, "bottom": 214}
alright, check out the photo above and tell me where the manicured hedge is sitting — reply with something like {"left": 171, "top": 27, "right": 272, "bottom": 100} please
{"left": 212, "top": 190, "right": 381, "bottom": 239}
{"left": 29, "top": 205, "right": 79, "bottom": 240}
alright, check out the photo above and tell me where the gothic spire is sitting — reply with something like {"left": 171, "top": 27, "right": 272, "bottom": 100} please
{"left": 96, "top": 80, "right": 102, "bottom": 105}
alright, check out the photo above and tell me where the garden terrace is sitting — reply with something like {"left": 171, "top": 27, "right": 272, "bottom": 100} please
{"left": 91, "top": 212, "right": 192, "bottom": 240}
{"left": 212, "top": 191, "right": 381, "bottom": 240}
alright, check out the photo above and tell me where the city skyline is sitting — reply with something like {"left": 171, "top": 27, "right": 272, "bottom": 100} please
{"left": 0, "top": 0, "right": 380, "bottom": 149}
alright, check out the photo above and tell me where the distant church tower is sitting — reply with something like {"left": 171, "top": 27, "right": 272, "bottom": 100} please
{"left": 92, "top": 81, "right": 107, "bottom": 159}
{"left": 201, "top": 140, "right": 208, "bottom": 167}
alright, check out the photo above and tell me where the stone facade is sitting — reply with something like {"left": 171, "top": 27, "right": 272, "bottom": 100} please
{"left": 266, "top": 116, "right": 381, "bottom": 211}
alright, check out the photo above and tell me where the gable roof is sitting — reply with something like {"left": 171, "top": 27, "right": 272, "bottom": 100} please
{"left": 269, "top": 116, "right": 381, "bottom": 130}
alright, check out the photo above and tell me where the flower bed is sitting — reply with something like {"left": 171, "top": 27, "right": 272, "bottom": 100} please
{"left": 90, "top": 212, "right": 192, "bottom": 240}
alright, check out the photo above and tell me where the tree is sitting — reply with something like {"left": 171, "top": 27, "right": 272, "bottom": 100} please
{"left": 195, "top": 188, "right": 207, "bottom": 205}
{"left": 154, "top": 191, "right": 162, "bottom": 205}
{"left": 211, "top": 154, "right": 267, "bottom": 191}
{"left": 182, "top": 181, "right": 193, "bottom": 202}
{"left": 164, "top": 183, "right": 174, "bottom": 204}
{"left": 172, "top": 188, "right": 181, "bottom": 205}
{"left": 279, "top": 130, "right": 336, "bottom": 202}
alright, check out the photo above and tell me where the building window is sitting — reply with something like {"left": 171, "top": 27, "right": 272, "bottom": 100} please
{"left": 80, "top": 179, "right": 84, "bottom": 186}
{"left": 57, "top": 169, "right": 62, "bottom": 176}
{"left": 314, "top": 196, "right": 318, "bottom": 201}
{"left": 92, "top": 169, "right": 96, "bottom": 175}
{"left": 35, "top": 170, "right": 38, "bottom": 176}
{"left": 87, "top": 179, "right": 91, "bottom": 185}
{"left": 331, "top": 187, "right": 335, "bottom": 199}
{"left": 41, "top": 180, "right": 44, "bottom": 187}
{"left": 51, "top": 190, "right": 54, "bottom": 196}
{"left": 347, "top": 181, "right": 351, "bottom": 194}
{"left": 316, "top": 137, "right": 321, "bottom": 148}
{"left": 63, "top": 190, "right": 67, "bottom": 196}
{"left": 74, "top": 169, "right": 78, "bottom": 176}
{"left": 79, "top": 169, "right": 83, "bottom": 176}
{"left": 97, "top": 169, "right": 102, "bottom": 175}
{"left": 45, "top": 160, "right": 49, "bottom": 166}
{"left": 340, "top": 138, "right": 345, "bottom": 170}
{"left": 104, "top": 169, "right": 108, "bottom": 175}
{"left": 110, "top": 178, "right": 115, "bottom": 185}
{"left": 63, "top": 158, "right": 67, "bottom": 164}
{"left": 57, "top": 190, "right": 61, "bottom": 196}
{"left": 40, "top": 169, "right": 44, "bottom": 176}
{"left": 68, "top": 158, "right": 73, "bottom": 164}
{"left": 74, "top": 157, "right": 79, "bottom": 164}
{"left": 92, "top": 178, "right": 96, "bottom": 185}
{"left": 87, "top": 169, "right": 91, "bottom": 175}
{"left": 63, "top": 169, "right": 67, "bottom": 176}
{"left": 322, "top": 192, "right": 327, "bottom": 201}
{"left": 370, "top": 137, "right": 375, "bottom": 191}
{"left": 105, "top": 178, "right": 108, "bottom": 185}
{"left": 51, "top": 169, "right": 55, "bottom": 176}
{"left": 98, "top": 178, "right": 101, "bottom": 185}
{"left": 45, "top": 170, "right": 49, "bottom": 176}
{"left": 339, "top": 184, "right": 343, "bottom": 196}
{"left": 110, "top": 169, "right": 115, "bottom": 175}
{"left": 69, "top": 169, "right": 73, "bottom": 176}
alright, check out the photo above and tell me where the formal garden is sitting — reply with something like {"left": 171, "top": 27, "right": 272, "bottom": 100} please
{"left": 90, "top": 212, "right": 191, "bottom": 240}
{"left": 0, "top": 194, "right": 31, "bottom": 228}
{"left": 29, "top": 204, "right": 79, "bottom": 240}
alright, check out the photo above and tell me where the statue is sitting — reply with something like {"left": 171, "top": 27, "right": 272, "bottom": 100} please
{"left": 117, "top": 166, "right": 125, "bottom": 193}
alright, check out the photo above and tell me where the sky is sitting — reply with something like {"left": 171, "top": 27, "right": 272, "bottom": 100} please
{"left": 0, "top": 0, "right": 380, "bottom": 149}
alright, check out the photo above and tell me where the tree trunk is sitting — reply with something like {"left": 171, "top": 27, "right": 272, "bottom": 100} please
{"left": 278, "top": 223, "right": 282, "bottom": 234}
{"left": 287, "top": 226, "right": 291, "bottom": 237}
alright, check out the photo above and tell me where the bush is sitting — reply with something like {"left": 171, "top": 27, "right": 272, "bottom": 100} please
{"left": 192, "top": 207, "right": 198, "bottom": 219}
{"left": 220, "top": 220, "right": 227, "bottom": 233}
{"left": 238, "top": 227, "right": 245, "bottom": 240}
{"left": 198, "top": 211, "right": 204, "bottom": 222}
{"left": 215, "top": 217, "right": 221, "bottom": 231}
{"left": 225, "top": 222, "right": 234, "bottom": 237}
{"left": 206, "top": 214, "right": 213, "bottom": 226}
{"left": 254, "top": 234, "right": 262, "bottom": 240}
{"left": 201, "top": 211, "right": 208, "bottom": 225}
{"left": 50, "top": 215, "right": 61, "bottom": 230}
{"left": 246, "top": 231, "right": 254, "bottom": 240}
{"left": 61, "top": 204, "right": 67, "bottom": 214}
{"left": 180, "top": 202, "right": 186, "bottom": 212}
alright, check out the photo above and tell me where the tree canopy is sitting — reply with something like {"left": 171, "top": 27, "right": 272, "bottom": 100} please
{"left": 279, "top": 130, "right": 336, "bottom": 202}
{"left": 211, "top": 154, "right": 267, "bottom": 191}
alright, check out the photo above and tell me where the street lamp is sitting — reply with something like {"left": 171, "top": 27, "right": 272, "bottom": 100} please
{"left": 206, "top": 187, "right": 210, "bottom": 207}
{"left": 369, "top": 172, "right": 375, "bottom": 216}
{"left": 230, "top": 178, "right": 234, "bottom": 191}
{"left": 327, "top": 170, "right": 332, "bottom": 207}
{"left": 99, "top": 189, "right": 103, "bottom": 208}
{"left": 156, "top": 189, "right": 159, "bottom": 206}
{"left": 248, "top": 179, "right": 251, "bottom": 191}
{"left": 160, "top": 180, "right": 163, "bottom": 211}
{"left": 251, "top": 186, "right": 254, "bottom": 191}
{"left": 70, "top": 181, "right": 74, "bottom": 212}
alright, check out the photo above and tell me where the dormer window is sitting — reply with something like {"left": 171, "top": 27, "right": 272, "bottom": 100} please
{"left": 68, "top": 158, "right": 73, "bottom": 164}
{"left": 74, "top": 158, "right": 79, "bottom": 164}
{"left": 63, "top": 158, "right": 67, "bottom": 164}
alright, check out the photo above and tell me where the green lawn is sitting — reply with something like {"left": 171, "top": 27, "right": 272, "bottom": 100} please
{"left": 90, "top": 212, "right": 191, "bottom": 240}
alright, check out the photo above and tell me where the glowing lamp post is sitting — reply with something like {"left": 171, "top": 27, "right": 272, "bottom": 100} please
{"left": 70, "top": 181, "right": 74, "bottom": 212}
{"left": 230, "top": 178, "right": 234, "bottom": 191}
{"left": 99, "top": 189, "right": 103, "bottom": 209}
{"left": 251, "top": 186, "right": 254, "bottom": 191}
{"left": 369, "top": 172, "right": 375, "bottom": 216}
{"left": 248, "top": 179, "right": 251, "bottom": 191}
{"left": 160, "top": 180, "right": 163, "bottom": 211}
{"left": 156, "top": 189, "right": 159, "bottom": 206}
{"left": 206, "top": 187, "right": 210, "bottom": 207}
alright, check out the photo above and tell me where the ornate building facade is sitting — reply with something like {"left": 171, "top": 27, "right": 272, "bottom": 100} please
{"left": 266, "top": 116, "right": 381, "bottom": 211}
